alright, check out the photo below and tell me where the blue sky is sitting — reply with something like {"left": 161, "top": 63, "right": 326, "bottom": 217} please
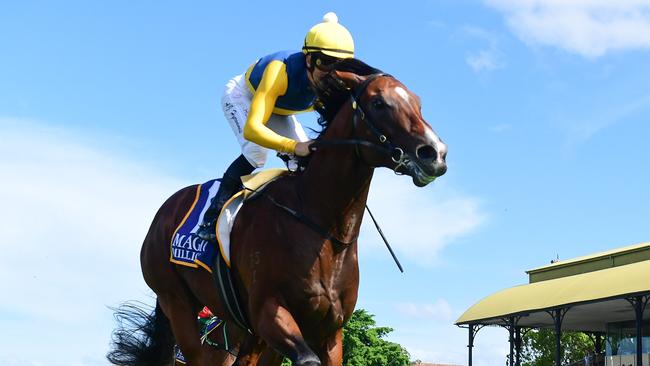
{"left": 1, "top": 1, "right": 650, "bottom": 365}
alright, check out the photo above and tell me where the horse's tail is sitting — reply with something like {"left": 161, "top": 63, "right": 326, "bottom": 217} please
{"left": 107, "top": 300, "right": 175, "bottom": 366}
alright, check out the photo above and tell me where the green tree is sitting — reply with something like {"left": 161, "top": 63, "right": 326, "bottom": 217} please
{"left": 282, "top": 309, "right": 410, "bottom": 366}
{"left": 520, "top": 329, "right": 594, "bottom": 366}
{"left": 343, "top": 309, "right": 410, "bottom": 366}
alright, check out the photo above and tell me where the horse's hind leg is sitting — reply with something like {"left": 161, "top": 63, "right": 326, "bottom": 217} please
{"left": 158, "top": 293, "right": 207, "bottom": 366}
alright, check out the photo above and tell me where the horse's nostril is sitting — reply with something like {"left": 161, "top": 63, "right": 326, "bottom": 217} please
{"left": 416, "top": 144, "right": 437, "bottom": 160}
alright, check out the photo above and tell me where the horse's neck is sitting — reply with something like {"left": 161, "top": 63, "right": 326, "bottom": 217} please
{"left": 300, "top": 105, "right": 374, "bottom": 243}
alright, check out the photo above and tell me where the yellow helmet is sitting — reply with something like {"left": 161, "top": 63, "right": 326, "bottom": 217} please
{"left": 303, "top": 12, "right": 354, "bottom": 59}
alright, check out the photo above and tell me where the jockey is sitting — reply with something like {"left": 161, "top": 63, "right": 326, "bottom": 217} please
{"left": 197, "top": 12, "right": 355, "bottom": 241}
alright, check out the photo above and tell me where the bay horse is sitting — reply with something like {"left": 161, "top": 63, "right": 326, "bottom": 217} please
{"left": 108, "top": 59, "right": 447, "bottom": 366}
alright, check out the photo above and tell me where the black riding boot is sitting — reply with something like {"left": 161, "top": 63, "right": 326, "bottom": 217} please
{"left": 197, "top": 155, "right": 256, "bottom": 241}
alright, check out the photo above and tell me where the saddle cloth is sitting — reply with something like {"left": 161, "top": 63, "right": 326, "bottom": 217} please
{"left": 169, "top": 179, "right": 221, "bottom": 271}
{"left": 169, "top": 168, "right": 287, "bottom": 271}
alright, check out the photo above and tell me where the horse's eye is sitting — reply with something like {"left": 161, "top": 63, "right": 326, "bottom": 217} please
{"left": 372, "top": 99, "right": 386, "bottom": 110}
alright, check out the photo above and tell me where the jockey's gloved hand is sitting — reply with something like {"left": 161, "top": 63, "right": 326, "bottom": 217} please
{"left": 295, "top": 141, "right": 314, "bottom": 157}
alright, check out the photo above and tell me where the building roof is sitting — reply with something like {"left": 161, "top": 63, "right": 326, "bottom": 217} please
{"left": 456, "top": 257, "right": 650, "bottom": 330}
{"left": 526, "top": 242, "right": 650, "bottom": 283}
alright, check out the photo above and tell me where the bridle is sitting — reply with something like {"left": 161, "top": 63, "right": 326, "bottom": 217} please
{"left": 310, "top": 73, "right": 414, "bottom": 174}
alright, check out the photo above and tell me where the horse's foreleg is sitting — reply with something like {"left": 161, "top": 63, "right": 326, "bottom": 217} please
{"left": 317, "top": 328, "right": 343, "bottom": 366}
{"left": 158, "top": 294, "right": 206, "bottom": 366}
{"left": 254, "top": 297, "right": 320, "bottom": 366}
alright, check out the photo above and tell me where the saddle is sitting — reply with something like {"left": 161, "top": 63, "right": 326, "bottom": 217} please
{"left": 215, "top": 168, "right": 287, "bottom": 266}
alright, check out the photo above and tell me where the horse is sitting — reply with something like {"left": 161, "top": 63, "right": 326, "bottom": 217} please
{"left": 107, "top": 58, "right": 447, "bottom": 366}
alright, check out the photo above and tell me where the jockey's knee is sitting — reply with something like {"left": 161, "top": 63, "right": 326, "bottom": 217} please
{"left": 242, "top": 151, "right": 266, "bottom": 168}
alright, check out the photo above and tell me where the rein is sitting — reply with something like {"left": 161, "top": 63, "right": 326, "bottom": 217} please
{"left": 263, "top": 187, "right": 356, "bottom": 248}
{"left": 242, "top": 185, "right": 355, "bottom": 248}
{"left": 244, "top": 184, "right": 403, "bottom": 272}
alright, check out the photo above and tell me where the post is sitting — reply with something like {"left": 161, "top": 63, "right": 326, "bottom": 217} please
{"left": 594, "top": 333, "right": 602, "bottom": 354}
{"left": 468, "top": 324, "right": 474, "bottom": 366}
{"left": 634, "top": 296, "right": 643, "bottom": 366}
{"left": 515, "top": 327, "right": 522, "bottom": 366}
{"left": 549, "top": 308, "right": 568, "bottom": 366}
{"left": 465, "top": 324, "right": 485, "bottom": 366}
{"left": 509, "top": 317, "right": 515, "bottom": 366}
{"left": 627, "top": 296, "right": 648, "bottom": 366}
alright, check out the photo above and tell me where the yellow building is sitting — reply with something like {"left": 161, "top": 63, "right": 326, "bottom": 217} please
{"left": 457, "top": 242, "right": 650, "bottom": 366}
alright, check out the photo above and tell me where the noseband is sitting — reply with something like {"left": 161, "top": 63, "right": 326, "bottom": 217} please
{"left": 311, "top": 73, "right": 413, "bottom": 173}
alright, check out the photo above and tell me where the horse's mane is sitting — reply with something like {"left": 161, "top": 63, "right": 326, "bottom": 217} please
{"left": 293, "top": 59, "right": 383, "bottom": 172}
{"left": 313, "top": 58, "right": 383, "bottom": 133}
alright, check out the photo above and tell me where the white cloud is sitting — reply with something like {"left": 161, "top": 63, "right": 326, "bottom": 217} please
{"left": 555, "top": 92, "right": 650, "bottom": 141}
{"left": 0, "top": 118, "right": 184, "bottom": 366}
{"left": 462, "top": 26, "right": 507, "bottom": 72}
{"left": 362, "top": 170, "right": 486, "bottom": 266}
{"left": 490, "top": 123, "right": 512, "bottom": 132}
{"left": 395, "top": 299, "right": 454, "bottom": 322}
{"left": 485, "top": 0, "right": 650, "bottom": 58}
{"left": 389, "top": 311, "right": 510, "bottom": 365}
{"left": 391, "top": 299, "right": 508, "bottom": 364}
{"left": 467, "top": 50, "right": 504, "bottom": 72}
{"left": 427, "top": 20, "right": 447, "bottom": 29}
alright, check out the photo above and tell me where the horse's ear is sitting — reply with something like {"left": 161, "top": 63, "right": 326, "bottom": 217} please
{"left": 329, "top": 70, "right": 367, "bottom": 90}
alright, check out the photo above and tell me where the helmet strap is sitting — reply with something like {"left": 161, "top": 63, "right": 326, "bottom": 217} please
{"left": 305, "top": 53, "right": 316, "bottom": 73}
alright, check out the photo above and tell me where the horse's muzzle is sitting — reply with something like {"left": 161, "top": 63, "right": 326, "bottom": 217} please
{"left": 404, "top": 142, "right": 447, "bottom": 187}
{"left": 407, "top": 160, "right": 446, "bottom": 187}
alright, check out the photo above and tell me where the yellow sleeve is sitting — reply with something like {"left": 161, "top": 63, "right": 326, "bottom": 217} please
{"left": 243, "top": 60, "right": 298, "bottom": 154}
